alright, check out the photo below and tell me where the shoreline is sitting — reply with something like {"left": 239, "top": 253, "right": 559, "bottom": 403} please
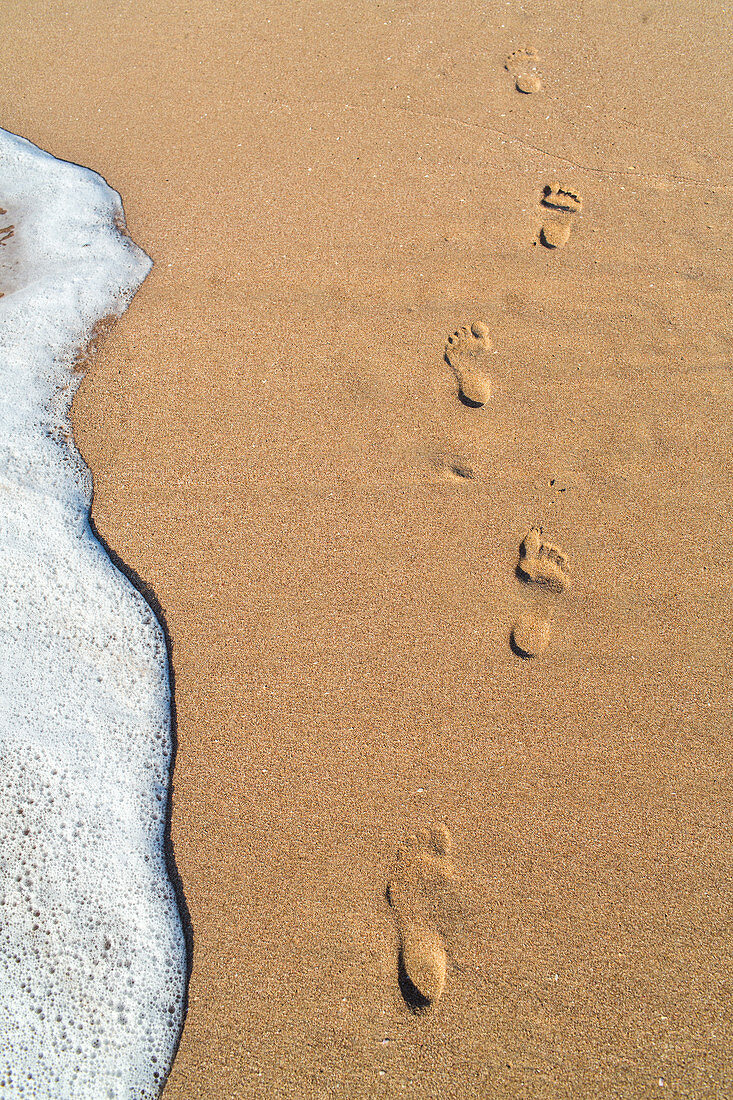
{"left": 0, "top": 129, "right": 185, "bottom": 1097}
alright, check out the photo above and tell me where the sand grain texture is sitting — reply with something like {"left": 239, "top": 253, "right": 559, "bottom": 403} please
{"left": 4, "top": 0, "right": 733, "bottom": 1096}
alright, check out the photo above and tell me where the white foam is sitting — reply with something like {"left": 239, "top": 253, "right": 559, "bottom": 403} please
{"left": 0, "top": 130, "right": 186, "bottom": 1098}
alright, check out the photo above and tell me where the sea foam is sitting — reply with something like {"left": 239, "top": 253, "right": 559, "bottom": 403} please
{"left": 0, "top": 130, "right": 186, "bottom": 1097}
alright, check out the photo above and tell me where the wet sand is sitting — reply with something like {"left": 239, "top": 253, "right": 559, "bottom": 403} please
{"left": 4, "top": 0, "right": 733, "bottom": 1095}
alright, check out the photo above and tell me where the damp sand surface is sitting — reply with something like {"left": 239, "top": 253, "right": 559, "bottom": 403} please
{"left": 4, "top": 1, "right": 732, "bottom": 1096}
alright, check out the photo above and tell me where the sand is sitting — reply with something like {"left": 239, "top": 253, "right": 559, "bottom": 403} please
{"left": 4, "top": 0, "right": 733, "bottom": 1095}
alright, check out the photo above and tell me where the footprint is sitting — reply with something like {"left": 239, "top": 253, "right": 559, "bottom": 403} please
{"left": 516, "top": 526, "right": 570, "bottom": 593}
{"left": 539, "top": 182, "right": 582, "bottom": 249}
{"left": 510, "top": 528, "right": 570, "bottom": 659}
{"left": 386, "top": 825, "right": 459, "bottom": 1010}
{"left": 505, "top": 47, "right": 543, "bottom": 94}
{"left": 444, "top": 322, "right": 492, "bottom": 407}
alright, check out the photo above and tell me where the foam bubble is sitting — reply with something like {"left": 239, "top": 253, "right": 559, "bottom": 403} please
{"left": 0, "top": 129, "right": 186, "bottom": 1098}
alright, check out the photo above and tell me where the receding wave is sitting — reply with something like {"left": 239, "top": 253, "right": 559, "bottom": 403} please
{"left": 0, "top": 129, "right": 186, "bottom": 1098}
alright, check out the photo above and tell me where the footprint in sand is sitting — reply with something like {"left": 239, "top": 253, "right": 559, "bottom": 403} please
{"left": 444, "top": 322, "right": 492, "bottom": 407}
{"left": 386, "top": 825, "right": 462, "bottom": 1010}
{"left": 539, "top": 182, "right": 583, "bottom": 249}
{"left": 504, "top": 47, "right": 543, "bottom": 94}
{"left": 511, "top": 527, "right": 571, "bottom": 658}
{"left": 517, "top": 526, "right": 570, "bottom": 593}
